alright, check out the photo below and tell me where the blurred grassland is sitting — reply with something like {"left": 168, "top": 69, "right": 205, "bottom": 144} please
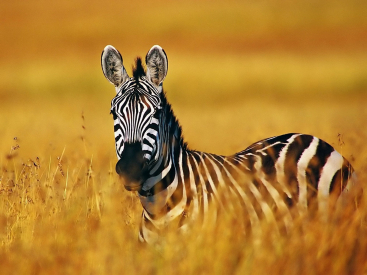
{"left": 0, "top": 0, "right": 367, "bottom": 274}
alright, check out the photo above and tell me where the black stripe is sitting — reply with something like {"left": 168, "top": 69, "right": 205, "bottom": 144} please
{"left": 203, "top": 154, "right": 221, "bottom": 188}
{"left": 306, "top": 139, "right": 334, "bottom": 208}
{"left": 306, "top": 139, "right": 334, "bottom": 188}
{"left": 187, "top": 153, "right": 205, "bottom": 224}
{"left": 243, "top": 133, "right": 296, "bottom": 153}
{"left": 260, "top": 141, "right": 287, "bottom": 181}
{"left": 284, "top": 135, "right": 314, "bottom": 199}
{"left": 220, "top": 159, "right": 265, "bottom": 222}
{"left": 181, "top": 151, "right": 193, "bottom": 223}
{"left": 166, "top": 179, "right": 184, "bottom": 210}
{"left": 329, "top": 161, "right": 352, "bottom": 194}
{"left": 114, "top": 123, "right": 122, "bottom": 132}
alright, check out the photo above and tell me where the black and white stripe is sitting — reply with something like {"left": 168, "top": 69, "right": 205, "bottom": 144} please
{"left": 101, "top": 45, "right": 356, "bottom": 244}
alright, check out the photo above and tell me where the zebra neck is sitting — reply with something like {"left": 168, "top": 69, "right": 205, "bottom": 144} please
{"left": 138, "top": 122, "right": 183, "bottom": 215}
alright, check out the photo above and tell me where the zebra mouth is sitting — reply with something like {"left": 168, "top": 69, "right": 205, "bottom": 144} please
{"left": 123, "top": 182, "right": 143, "bottom": 192}
{"left": 117, "top": 169, "right": 147, "bottom": 192}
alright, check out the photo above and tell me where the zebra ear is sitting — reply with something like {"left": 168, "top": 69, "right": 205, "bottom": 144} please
{"left": 145, "top": 45, "right": 168, "bottom": 87}
{"left": 101, "top": 45, "right": 129, "bottom": 88}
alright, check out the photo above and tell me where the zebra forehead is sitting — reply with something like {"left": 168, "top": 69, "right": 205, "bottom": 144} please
{"left": 112, "top": 88, "right": 161, "bottom": 111}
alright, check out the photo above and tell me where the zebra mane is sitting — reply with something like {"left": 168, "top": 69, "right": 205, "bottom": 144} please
{"left": 133, "top": 57, "right": 146, "bottom": 80}
{"left": 132, "top": 56, "right": 188, "bottom": 150}
{"left": 160, "top": 91, "right": 188, "bottom": 151}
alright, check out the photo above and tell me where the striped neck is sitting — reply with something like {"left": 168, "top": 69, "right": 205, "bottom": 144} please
{"left": 137, "top": 93, "right": 187, "bottom": 215}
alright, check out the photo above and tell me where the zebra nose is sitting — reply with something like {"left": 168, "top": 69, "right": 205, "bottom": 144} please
{"left": 116, "top": 142, "right": 148, "bottom": 190}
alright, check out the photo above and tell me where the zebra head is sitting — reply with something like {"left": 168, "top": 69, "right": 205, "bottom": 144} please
{"left": 101, "top": 45, "right": 168, "bottom": 191}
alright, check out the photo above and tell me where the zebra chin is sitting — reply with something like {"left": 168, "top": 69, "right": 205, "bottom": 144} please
{"left": 121, "top": 180, "right": 143, "bottom": 192}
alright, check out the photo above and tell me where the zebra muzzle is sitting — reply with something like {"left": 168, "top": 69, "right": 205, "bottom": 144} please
{"left": 115, "top": 142, "right": 149, "bottom": 191}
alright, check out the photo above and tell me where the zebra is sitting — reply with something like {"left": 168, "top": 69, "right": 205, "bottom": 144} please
{"left": 101, "top": 45, "right": 357, "bottom": 244}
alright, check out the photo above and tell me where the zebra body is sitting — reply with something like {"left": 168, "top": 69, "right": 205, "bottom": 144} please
{"left": 101, "top": 45, "right": 355, "bottom": 244}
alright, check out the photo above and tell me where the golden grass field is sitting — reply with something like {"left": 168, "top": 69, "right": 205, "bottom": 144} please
{"left": 1, "top": 0, "right": 367, "bottom": 274}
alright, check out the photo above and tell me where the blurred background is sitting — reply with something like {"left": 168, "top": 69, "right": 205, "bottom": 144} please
{"left": 0, "top": 0, "right": 366, "bottom": 166}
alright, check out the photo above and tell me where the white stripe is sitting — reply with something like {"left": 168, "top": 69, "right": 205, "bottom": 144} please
{"left": 143, "top": 174, "right": 185, "bottom": 229}
{"left": 252, "top": 154, "right": 293, "bottom": 233}
{"left": 195, "top": 153, "right": 225, "bottom": 209}
{"left": 187, "top": 153, "right": 199, "bottom": 222}
{"left": 205, "top": 155, "right": 237, "bottom": 214}
{"left": 296, "top": 137, "right": 319, "bottom": 211}
{"left": 142, "top": 143, "right": 153, "bottom": 152}
{"left": 145, "top": 128, "right": 158, "bottom": 136}
{"left": 204, "top": 155, "right": 226, "bottom": 187}
{"left": 144, "top": 135, "right": 155, "bottom": 145}
{"left": 255, "top": 141, "right": 282, "bottom": 156}
{"left": 275, "top": 134, "right": 300, "bottom": 198}
{"left": 190, "top": 154, "right": 209, "bottom": 222}
{"left": 223, "top": 158, "right": 277, "bottom": 230}
{"left": 220, "top": 159, "right": 260, "bottom": 229}
{"left": 151, "top": 118, "right": 159, "bottom": 125}
{"left": 165, "top": 148, "right": 187, "bottom": 223}
{"left": 318, "top": 150, "right": 343, "bottom": 213}
{"left": 178, "top": 148, "right": 184, "bottom": 183}
{"left": 141, "top": 211, "right": 159, "bottom": 243}
{"left": 143, "top": 158, "right": 172, "bottom": 191}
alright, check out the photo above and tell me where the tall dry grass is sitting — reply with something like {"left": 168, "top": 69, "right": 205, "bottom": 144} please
{"left": 0, "top": 137, "right": 366, "bottom": 274}
{"left": 0, "top": 0, "right": 367, "bottom": 274}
